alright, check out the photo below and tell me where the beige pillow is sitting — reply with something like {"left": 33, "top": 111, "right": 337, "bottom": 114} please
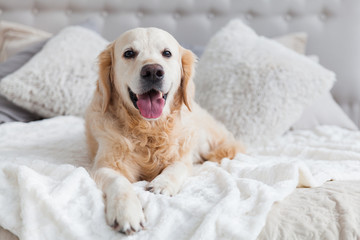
{"left": 274, "top": 32, "right": 307, "bottom": 54}
{"left": 0, "top": 21, "right": 52, "bottom": 63}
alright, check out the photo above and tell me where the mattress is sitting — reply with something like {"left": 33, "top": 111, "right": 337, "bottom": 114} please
{"left": 0, "top": 116, "right": 359, "bottom": 240}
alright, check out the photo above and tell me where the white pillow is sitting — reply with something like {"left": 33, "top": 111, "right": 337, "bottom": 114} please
{"left": 195, "top": 19, "right": 336, "bottom": 145}
{"left": 0, "top": 26, "right": 108, "bottom": 117}
{"left": 292, "top": 91, "right": 358, "bottom": 130}
{"left": 275, "top": 35, "right": 357, "bottom": 131}
{"left": 293, "top": 55, "right": 358, "bottom": 131}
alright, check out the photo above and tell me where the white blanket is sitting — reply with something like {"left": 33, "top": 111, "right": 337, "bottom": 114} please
{"left": 1, "top": 116, "right": 360, "bottom": 240}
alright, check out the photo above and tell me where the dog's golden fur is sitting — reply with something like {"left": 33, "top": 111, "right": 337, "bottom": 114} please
{"left": 85, "top": 27, "right": 244, "bottom": 234}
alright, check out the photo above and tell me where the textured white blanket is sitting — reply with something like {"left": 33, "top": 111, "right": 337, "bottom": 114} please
{"left": 1, "top": 116, "right": 360, "bottom": 240}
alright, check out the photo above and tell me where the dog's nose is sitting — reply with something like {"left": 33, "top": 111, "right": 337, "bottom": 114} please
{"left": 140, "top": 64, "right": 164, "bottom": 82}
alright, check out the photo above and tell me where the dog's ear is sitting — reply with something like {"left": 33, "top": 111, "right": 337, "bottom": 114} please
{"left": 181, "top": 48, "right": 196, "bottom": 111}
{"left": 97, "top": 43, "right": 115, "bottom": 113}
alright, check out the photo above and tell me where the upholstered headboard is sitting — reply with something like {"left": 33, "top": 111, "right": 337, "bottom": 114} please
{"left": 0, "top": 0, "right": 359, "bottom": 125}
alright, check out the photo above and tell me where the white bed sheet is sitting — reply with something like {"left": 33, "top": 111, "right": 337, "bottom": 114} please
{"left": 0, "top": 116, "right": 360, "bottom": 240}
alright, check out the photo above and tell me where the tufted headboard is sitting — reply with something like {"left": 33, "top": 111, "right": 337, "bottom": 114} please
{"left": 0, "top": 0, "right": 359, "bottom": 126}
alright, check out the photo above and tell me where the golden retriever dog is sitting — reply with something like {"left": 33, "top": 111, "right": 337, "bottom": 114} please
{"left": 85, "top": 27, "right": 244, "bottom": 234}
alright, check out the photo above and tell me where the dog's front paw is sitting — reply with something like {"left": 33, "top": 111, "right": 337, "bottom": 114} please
{"left": 146, "top": 174, "right": 180, "bottom": 196}
{"left": 105, "top": 191, "right": 145, "bottom": 235}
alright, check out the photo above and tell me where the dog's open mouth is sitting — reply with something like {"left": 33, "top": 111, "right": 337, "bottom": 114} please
{"left": 128, "top": 88, "right": 168, "bottom": 119}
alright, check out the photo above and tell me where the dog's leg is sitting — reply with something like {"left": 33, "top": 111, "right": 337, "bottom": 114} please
{"left": 93, "top": 167, "right": 145, "bottom": 234}
{"left": 204, "top": 139, "right": 244, "bottom": 163}
{"left": 198, "top": 110, "right": 245, "bottom": 163}
{"left": 146, "top": 155, "right": 192, "bottom": 196}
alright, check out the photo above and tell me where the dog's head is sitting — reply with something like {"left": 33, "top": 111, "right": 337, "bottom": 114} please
{"left": 97, "top": 27, "right": 196, "bottom": 120}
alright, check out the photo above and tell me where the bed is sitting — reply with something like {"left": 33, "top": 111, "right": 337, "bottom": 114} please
{"left": 0, "top": 0, "right": 360, "bottom": 239}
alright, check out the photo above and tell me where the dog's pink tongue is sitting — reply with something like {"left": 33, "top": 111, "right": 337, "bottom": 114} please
{"left": 136, "top": 90, "right": 165, "bottom": 119}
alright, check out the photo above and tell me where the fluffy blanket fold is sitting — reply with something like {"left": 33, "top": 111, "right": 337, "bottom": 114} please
{"left": 0, "top": 116, "right": 360, "bottom": 240}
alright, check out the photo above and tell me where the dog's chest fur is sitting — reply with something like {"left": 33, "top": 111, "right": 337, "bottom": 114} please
{"left": 118, "top": 117, "right": 194, "bottom": 182}
{"left": 132, "top": 134, "right": 178, "bottom": 181}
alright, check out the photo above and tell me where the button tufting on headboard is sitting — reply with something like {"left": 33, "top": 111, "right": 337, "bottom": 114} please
{"left": 245, "top": 11, "right": 254, "bottom": 20}
{"left": 65, "top": 9, "right": 72, "bottom": 16}
{"left": 32, "top": 8, "right": 39, "bottom": 15}
{"left": 101, "top": 11, "right": 108, "bottom": 18}
{"left": 173, "top": 12, "right": 181, "bottom": 20}
{"left": 283, "top": 13, "right": 292, "bottom": 21}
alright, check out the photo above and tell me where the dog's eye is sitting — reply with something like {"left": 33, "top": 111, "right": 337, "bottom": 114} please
{"left": 162, "top": 50, "right": 172, "bottom": 58}
{"left": 123, "top": 50, "right": 137, "bottom": 59}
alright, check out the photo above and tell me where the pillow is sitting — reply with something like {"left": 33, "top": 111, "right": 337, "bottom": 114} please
{"left": 273, "top": 32, "right": 307, "bottom": 54}
{"left": 195, "top": 19, "right": 336, "bottom": 145}
{"left": 0, "top": 17, "right": 103, "bottom": 82}
{"left": 184, "top": 32, "right": 307, "bottom": 58}
{"left": 292, "top": 92, "right": 358, "bottom": 130}
{"left": 0, "top": 95, "right": 41, "bottom": 123}
{"left": 292, "top": 55, "right": 358, "bottom": 131}
{"left": 0, "top": 39, "right": 48, "bottom": 79}
{"left": 0, "top": 21, "right": 52, "bottom": 62}
{"left": 275, "top": 35, "right": 358, "bottom": 130}
{"left": 0, "top": 26, "right": 108, "bottom": 117}
{"left": 0, "top": 17, "right": 105, "bottom": 124}
{"left": 188, "top": 30, "right": 356, "bottom": 131}
{"left": 0, "top": 40, "right": 47, "bottom": 124}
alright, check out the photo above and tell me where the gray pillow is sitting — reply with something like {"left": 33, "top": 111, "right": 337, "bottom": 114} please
{"left": 0, "top": 95, "right": 41, "bottom": 123}
{"left": 0, "top": 17, "right": 103, "bottom": 124}
{"left": 0, "top": 39, "right": 48, "bottom": 79}
{"left": 0, "top": 40, "right": 46, "bottom": 123}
